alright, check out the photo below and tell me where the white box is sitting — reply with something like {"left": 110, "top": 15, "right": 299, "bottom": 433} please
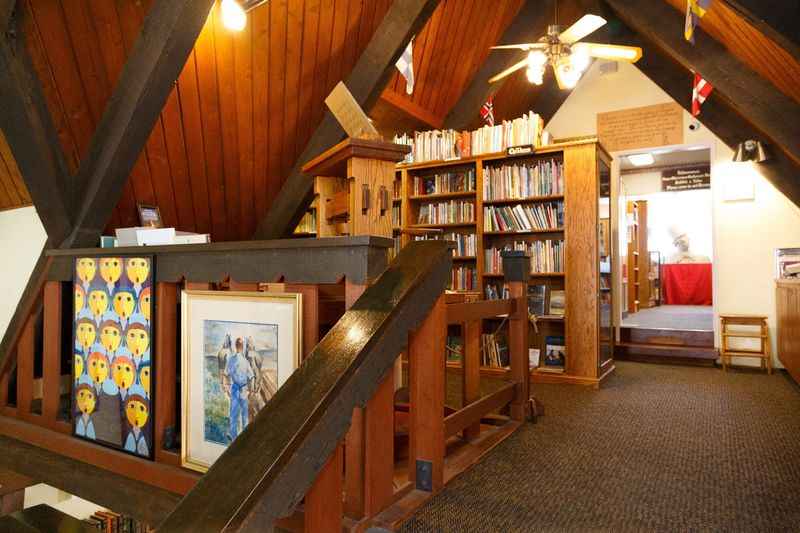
{"left": 115, "top": 227, "right": 175, "bottom": 247}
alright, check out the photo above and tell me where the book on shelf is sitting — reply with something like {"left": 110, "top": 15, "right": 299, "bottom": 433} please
{"left": 548, "top": 290, "right": 566, "bottom": 316}
{"left": 417, "top": 199, "right": 475, "bottom": 225}
{"left": 542, "top": 335, "right": 566, "bottom": 372}
{"left": 447, "top": 335, "right": 463, "bottom": 363}
{"left": 485, "top": 282, "right": 510, "bottom": 301}
{"left": 391, "top": 204, "right": 401, "bottom": 227}
{"left": 529, "top": 348, "right": 541, "bottom": 369}
{"left": 393, "top": 178, "right": 402, "bottom": 199}
{"left": 451, "top": 265, "right": 478, "bottom": 291}
{"left": 483, "top": 201, "right": 563, "bottom": 232}
{"left": 294, "top": 209, "right": 317, "bottom": 234}
{"left": 415, "top": 232, "right": 476, "bottom": 257}
{"left": 412, "top": 169, "right": 475, "bottom": 196}
{"left": 483, "top": 158, "right": 564, "bottom": 200}
{"left": 484, "top": 240, "right": 564, "bottom": 275}
{"left": 481, "top": 333, "right": 509, "bottom": 368}
{"left": 528, "top": 284, "right": 547, "bottom": 316}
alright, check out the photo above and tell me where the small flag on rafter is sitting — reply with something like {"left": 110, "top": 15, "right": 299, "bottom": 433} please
{"left": 480, "top": 95, "right": 495, "bottom": 127}
{"left": 692, "top": 72, "right": 713, "bottom": 116}
{"left": 684, "top": 0, "right": 712, "bottom": 43}
{"left": 395, "top": 38, "right": 415, "bottom": 94}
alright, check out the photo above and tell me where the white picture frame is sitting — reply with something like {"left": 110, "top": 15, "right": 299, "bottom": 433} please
{"left": 181, "top": 290, "right": 301, "bottom": 473}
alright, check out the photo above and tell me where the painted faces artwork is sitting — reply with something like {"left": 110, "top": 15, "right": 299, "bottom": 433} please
{"left": 72, "top": 256, "right": 154, "bottom": 458}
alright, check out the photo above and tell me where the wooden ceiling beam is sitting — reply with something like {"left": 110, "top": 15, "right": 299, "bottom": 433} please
{"left": 0, "top": 11, "right": 72, "bottom": 244}
{"left": 721, "top": 0, "right": 800, "bottom": 59}
{"left": 65, "top": 0, "right": 216, "bottom": 249}
{"left": 379, "top": 91, "right": 444, "bottom": 129}
{"left": 605, "top": 0, "right": 800, "bottom": 169}
{"left": 605, "top": 13, "right": 800, "bottom": 206}
{"left": 444, "top": 0, "right": 557, "bottom": 131}
{"left": 0, "top": 0, "right": 14, "bottom": 33}
{"left": 253, "top": 0, "right": 441, "bottom": 240}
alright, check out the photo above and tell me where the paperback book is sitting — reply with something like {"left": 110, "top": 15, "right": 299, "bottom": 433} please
{"left": 542, "top": 336, "right": 566, "bottom": 373}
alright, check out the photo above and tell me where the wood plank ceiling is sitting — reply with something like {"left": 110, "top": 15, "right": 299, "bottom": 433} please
{"left": 2, "top": 0, "right": 798, "bottom": 237}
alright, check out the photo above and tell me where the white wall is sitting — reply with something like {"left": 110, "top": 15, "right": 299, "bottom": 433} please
{"left": 547, "top": 61, "right": 800, "bottom": 367}
{"left": 24, "top": 484, "right": 106, "bottom": 521}
{"left": 0, "top": 207, "right": 47, "bottom": 341}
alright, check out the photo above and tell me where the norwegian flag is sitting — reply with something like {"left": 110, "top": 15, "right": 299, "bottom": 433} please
{"left": 395, "top": 38, "right": 415, "bottom": 94}
{"left": 480, "top": 95, "right": 495, "bottom": 126}
{"left": 692, "top": 72, "right": 713, "bottom": 116}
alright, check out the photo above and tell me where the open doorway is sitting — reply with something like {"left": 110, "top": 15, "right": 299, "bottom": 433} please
{"left": 619, "top": 146, "right": 713, "bottom": 336}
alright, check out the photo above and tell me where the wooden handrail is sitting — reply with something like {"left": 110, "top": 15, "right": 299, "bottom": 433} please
{"left": 157, "top": 240, "right": 452, "bottom": 531}
{"left": 446, "top": 298, "right": 515, "bottom": 324}
{"left": 444, "top": 382, "right": 516, "bottom": 438}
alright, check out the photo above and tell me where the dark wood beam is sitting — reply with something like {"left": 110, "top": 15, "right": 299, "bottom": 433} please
{"left": 604, "top": 11, "right": 800, "bottom": 206}
{"left": 0, "top": 0, "right": 14, "bottom": 33}
{"left": 379, "top": 91, "right": 444, "bottom": 129}
{"left": 0, "top": 434, "right": 180, "bottom": 526}
{"left": 253, "top": 0, "right": 441, "bottom": 240}
{"left": 722, "top": 0, "right": 800, "bottom": 59}
{"left": 444, "top": 0, "right": 557, "bottom": 131}
{"left": 0, "top": 12, "right": 72, "bottom": 244}
{"left": 605, "top": 0, "right": 800, "bottom": 170}
{"left": 65, "top": 0, "right": 215, "bottom": 249}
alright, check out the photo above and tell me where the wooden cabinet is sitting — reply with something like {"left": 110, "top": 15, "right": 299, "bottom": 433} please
{"left": 777, "top": 280, "right": 800, "bottom": 384}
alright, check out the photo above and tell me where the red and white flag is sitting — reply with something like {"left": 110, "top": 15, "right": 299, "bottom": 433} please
{"left": 692, "top": 72, "right": 713, "bottom": 116}
{"left": 480, "top": 95, "right": 495, "bottom": 126}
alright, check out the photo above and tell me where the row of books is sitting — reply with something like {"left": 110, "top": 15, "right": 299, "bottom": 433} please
{"left": 412, "top": 169, "right": 476, "bottom": 196}
{"left": 294, "top": 209, "right": 317, "bottom": 234}
{"left": 393, "top": 179, "right": 402, "bottom": 199}
{"left": 481, "top": 333, "right": 510, "bottom": 368}
{"left": 393, "top": 111, "right": 546, "bottom": 164}
{"left": 84, "top": 510, "right": 151, "bottom": 532}
{"left": 485, "top": 282, "right": 509, "bottom": 300}
{"left": 484, "top": 239, "right": 565, "bottom": 274}
{"left": 483, "top": 202, "right": 564, "bottom": 232}
{"left": 528, "top": 285, "right": 566, "bottom": 316}
{"left": 392, "top": 204, "right": 401, "bottom": 227}
{"left": 451, "top": 265, "right": 478, "bottom": 291}
{"left": 483, "top": 159, "right": 564, "bottom": 200}
{"left": 414, "top": 232, "right": 477, "bottom": 257}
{"left": 418, "top": 200, "right": 475, "bottom": 225}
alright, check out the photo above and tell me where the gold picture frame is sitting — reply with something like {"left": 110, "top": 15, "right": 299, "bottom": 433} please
{"left": 180, "top": 290, "right": 302, "bottom": 473}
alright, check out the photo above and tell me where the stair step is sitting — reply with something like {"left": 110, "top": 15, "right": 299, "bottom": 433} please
{"left": 0, "top": 504, "right": 94, "bottom": 533}
{"left": 620, "top": 327, "right": 714, "bottom": 348}
{"left": 616, "top": 341, "right": 718, "bottom": 361}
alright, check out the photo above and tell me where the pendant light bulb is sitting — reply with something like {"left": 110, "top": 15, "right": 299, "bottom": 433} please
{"left": 222, "top": 0, "right": 247, "bottom": 32}
{"left": 570, "top": 48, "right": 590, "bottom": 74}
{"left": 527, "top": 50, "right": 547, "bottom": 67}
{"left": 526, "top": 67, "right": 544, "bottom": 85}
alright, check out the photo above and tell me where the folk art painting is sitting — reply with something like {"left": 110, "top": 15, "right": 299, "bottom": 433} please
{"left": 181, "top": 291, "right": 301, "bottom": 472}
{"left": 73, "top": 256, "right": 154, "bottom": 458}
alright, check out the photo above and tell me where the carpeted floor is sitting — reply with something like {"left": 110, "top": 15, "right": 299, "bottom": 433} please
{"left": 622, "top": 305, "right": 714, "bottom": 331}
{"left": 401, "top": 362, "right": 800, "bottom": 532}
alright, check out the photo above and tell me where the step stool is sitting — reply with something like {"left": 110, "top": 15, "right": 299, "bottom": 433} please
{"left": 720, "top": 314, "right": 772, "bottom": 373}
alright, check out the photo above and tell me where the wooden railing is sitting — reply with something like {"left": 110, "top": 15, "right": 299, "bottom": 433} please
{"left": 0, "top": 238, "right": 534, "bottom": 532}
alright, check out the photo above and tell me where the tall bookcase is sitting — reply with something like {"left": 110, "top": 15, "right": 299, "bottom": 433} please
{"left": 625, "top": 200, "right": 649, "bottom": 313}
{"left": 394, "top": 139, "right": 615, "bottom": 386}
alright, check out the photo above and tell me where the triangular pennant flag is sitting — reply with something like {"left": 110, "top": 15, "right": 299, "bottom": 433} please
{"left": 395, "top": 38, "right": 415, "bottom": 95}
{"left": 692, "top": 72, "right": 713, "bottom": 116}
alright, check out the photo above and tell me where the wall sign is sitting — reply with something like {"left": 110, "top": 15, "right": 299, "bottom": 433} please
{"left": 597, "top": 103, "right": 683, "bottom": 152}
{"left": 661, "top": 164, "right": 711, "bottom": 192}
{"left": 507, "top": 145, "right": 534, "bottom": 156}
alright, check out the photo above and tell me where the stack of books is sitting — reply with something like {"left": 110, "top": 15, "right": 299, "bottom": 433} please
{"left": 412, "top": 169, "right": 476, "bottom": 195}
{"left": 418, "top": 200, "right": 475, "bottom": 225}
{"left": 483, "top": 201, "right": 564, "bottom": 232}
{"left": 393, "top": 133, "right": 415, "bottom": 164}
{"left": 483, "top": 159, "right": 564, "bottom": 200}
{"left": 84, "top": 511, "right": 151, "bottom": 531}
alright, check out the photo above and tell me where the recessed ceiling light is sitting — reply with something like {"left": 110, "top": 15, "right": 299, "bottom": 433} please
{"left": 627, "top": 153, "right": 655, "bottom": 166}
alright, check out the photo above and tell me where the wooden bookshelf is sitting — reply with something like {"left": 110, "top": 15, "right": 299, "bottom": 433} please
{"left": 396, "top": 139, "right": 616, "bottom": 386}
{"left": 626, "top": 200, "right": 649, "bottom": 313}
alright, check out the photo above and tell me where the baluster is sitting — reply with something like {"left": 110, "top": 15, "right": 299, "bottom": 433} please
{"left": 16, "top": 317, "right": 34, "bottom": 421}
{"left": 304, "top": 444, "right": 343, "bottom": 532}
{"left": 502, "top": 251, "right": 531, "bottom": 421}
{"left": 155, "top": 282, "right": 179, "bottom": 466}
{"left": 408, "top": 294, "right": 446, "bottom": 493}
{"left": 462, "top": 319, "right": 481, "bottom": 441}
{"left": 42, "top": 281, "right": 62, "bottom": 428}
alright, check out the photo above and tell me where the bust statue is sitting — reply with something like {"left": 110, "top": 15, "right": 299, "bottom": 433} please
{"left": 667, "top": 225, "right": 710, "bottom": 264}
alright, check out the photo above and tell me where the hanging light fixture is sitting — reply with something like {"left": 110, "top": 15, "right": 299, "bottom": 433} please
{"left": 221, "top": 0, "right": 270, "bottom": 32}
{"left": 732, "top": 140, "right": 768, "bottom": 163}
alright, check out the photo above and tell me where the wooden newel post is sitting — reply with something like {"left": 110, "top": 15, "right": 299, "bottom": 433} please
{"left": 502, "top": 250, "right": 530, "bottom": 422}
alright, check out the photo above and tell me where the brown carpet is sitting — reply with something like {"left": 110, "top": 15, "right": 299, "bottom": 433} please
{"left": 400, "top": 361, "right": 800, "bottom": 532}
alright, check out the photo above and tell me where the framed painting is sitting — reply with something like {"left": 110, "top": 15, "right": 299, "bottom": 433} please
{"left": 137, "top": 204, "right": 163, "bottom": 228}
{"left": 181, "top": 290, "right": 302, "bottom": 473}
{"left": 72, "top": 256, "right": 155, "bottom": 459}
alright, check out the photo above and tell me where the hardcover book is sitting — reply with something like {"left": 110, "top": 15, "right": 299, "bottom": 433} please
{"left": 543, "top": 335, "right": 566, "bottom": 372}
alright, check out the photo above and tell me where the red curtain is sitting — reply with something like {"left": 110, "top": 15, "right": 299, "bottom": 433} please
{"left": 662, "top": 263, "right": 713, "bottom": 305}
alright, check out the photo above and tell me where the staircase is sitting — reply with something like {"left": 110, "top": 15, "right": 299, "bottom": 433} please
{"left": 616, "top": 327, "right": 718, "bottom": 366}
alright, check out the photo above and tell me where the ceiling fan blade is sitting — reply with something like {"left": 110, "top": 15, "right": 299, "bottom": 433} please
{"left": 491, "top": 43, "right": 547, "bottom": 51}
{"left": 488, "top": 57, "right": 529, "bottom": 83}
{"left": 573, "top": 42, "right": 642, "bottom": 63}
{"left": 559, "top": 14, "right": 607, "bottom": 44}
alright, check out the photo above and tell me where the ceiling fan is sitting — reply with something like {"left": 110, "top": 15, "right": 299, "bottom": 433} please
{"left": 488, "top": 8, "right": 642, "bottom": 90}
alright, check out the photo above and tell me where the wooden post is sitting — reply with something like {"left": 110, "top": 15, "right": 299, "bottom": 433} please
{"left": 154, "top": 283, "right": 179, "bottom": 466}
{"left": 16, "top": 318, "right": 34, "bottom": 421}
{"left": 304, "top": 444, "right": 343, "bottom": 532}
{"left": 284, "top": 284, "right": 320, "bottom": 362}
{"left": 408, "top": 294, "right": 446, "bottom": 492}
{"left": 503, "top": 251, "right": 530, "bottom": 422}
{"left": 462, "top": 319, "right": 481, "bottom": 441}
{"left": 42, "top": 281, "right": 62, "bottom": 426}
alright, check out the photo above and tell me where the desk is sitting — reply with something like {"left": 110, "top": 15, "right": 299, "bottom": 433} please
{"left": 662, "top": 263, "right": 712, "bottom": 305}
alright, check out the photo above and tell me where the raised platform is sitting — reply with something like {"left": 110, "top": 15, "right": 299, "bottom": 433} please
{"left": 616, "top": 326, "right": 717, "bottom": 366}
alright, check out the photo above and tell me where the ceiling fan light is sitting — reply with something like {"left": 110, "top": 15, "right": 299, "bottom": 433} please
{"left": 526, "top": 66, "right": 544, "bottom": 85}
{"left": 221, "top": 0, "right": 247, "bottom": 31}
{"left": 557, "top": 63, "right": 582, "bottom": 89}
{"left": 570, "top": 49, "right": 591, "bottom": 73}
{"left": 527, "top": 50, "right": 547, "bottom": 67}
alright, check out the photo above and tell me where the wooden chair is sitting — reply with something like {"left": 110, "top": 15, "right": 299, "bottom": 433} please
{"left": 720, "top": 315, "right": 772, "bottom": 374}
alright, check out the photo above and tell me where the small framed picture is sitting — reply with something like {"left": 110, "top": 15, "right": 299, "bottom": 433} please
{"left": 137, "top": 204, "right": 163, "bottom": 228}
{"left": 181, "top": 290, "right": 302, "bottom": 473}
